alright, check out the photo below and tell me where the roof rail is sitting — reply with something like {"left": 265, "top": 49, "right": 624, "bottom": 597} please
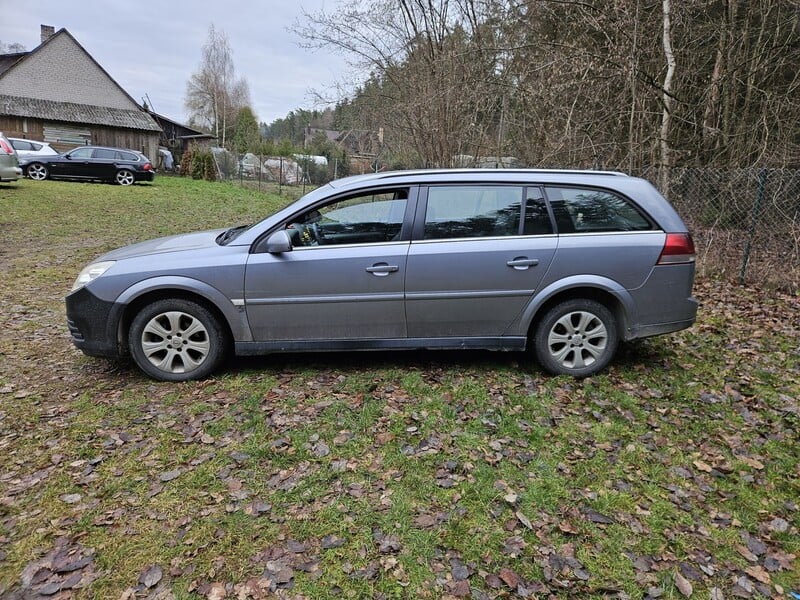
{"left": 365, "top": 168, "right": 626, "bottom": 179}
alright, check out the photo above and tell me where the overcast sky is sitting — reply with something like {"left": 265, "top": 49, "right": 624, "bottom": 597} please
{"left": 0, "top": 0, "right": 353, "bottom": 125}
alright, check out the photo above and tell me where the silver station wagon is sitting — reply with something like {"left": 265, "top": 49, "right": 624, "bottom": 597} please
{"left": 66, "top": 169, "right": 697, "bottom": 381}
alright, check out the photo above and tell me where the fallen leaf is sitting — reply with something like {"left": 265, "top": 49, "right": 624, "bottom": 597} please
{"left": 739, "top": 456, "right": 764, "bottom": 470}
{"left": 744, "top": 565, "right": 771, "bottom": 585}
{"left": 206, "top": 582, "right": 227, "bottom": 599}
{"left": 515, "top": 510, "right": 533, "bottom": 530}
{"left": 139, "top": 564, "right": 163, "bottom": 588}
{"left": 498, "top": 567, "right": 521, "bottom": 589}
{"left": 735, "top": 544, "right": 759, "bottom": 563}
{"left": 159, "top": 469, "right": 182, "bottom": 482}
{"left": 674, "top": 572, "right": 693, "bottom": 597}
{"left": 583, "top": 508, "right": 614, "bottom": 524}
{"left": 693, "top": 460, "right": 713, "bottom": 473}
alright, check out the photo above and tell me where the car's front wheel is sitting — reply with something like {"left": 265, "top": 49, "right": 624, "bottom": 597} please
{"left": 534, "top": 299, "right": 618, "bottom": 377}
{"left": 27, "top": 163, "right": 48, "bottom": 180}
{"left": 128, "top": 299, "right": 228, "bottom": 381}
{"left": 115, "top": 169, "right": 135, "bottom": 186}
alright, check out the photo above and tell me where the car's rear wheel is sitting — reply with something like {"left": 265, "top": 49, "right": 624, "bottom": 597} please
{"left": 115, "top": 169, "right": 135, "bottom": 186}
{"left": 129, "top": 299, "right": 227, "bottom": 381}
{"left": 534, "top": 299, "right": 618, "bottom": 377}
{"left": 27, "top": 163, "right": 48, "bottom": 180}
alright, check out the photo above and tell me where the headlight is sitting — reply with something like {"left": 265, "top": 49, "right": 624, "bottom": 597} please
{"left": 72, "top": 261, "right": 115, "bottom": 291}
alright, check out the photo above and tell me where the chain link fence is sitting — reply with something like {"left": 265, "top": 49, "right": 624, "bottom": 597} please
{"left": 639, "top": 167, "right": 800, "bottom": 291}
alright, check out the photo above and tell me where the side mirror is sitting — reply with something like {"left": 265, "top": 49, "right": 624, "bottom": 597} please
{"left": 265, "top": 230, "right": 293, "bottom": 254}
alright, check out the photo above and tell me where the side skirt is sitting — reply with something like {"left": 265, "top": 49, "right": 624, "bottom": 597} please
{"left": 235, "top": 337, "right": 527, "bottom": 356}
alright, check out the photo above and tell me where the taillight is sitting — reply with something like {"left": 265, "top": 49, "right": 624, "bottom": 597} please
{"left": 0, "top": 139, "right": 12, "bottom": 154}
{"left": 142, "top": 162, "right": 153, "bottom": 171}
{"left": 657, "top": 233, "right": 696, "bottom": 265}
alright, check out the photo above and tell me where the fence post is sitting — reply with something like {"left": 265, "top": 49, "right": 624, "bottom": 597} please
{"left": 279, "top": 157, "right": 283, "bottom": 196}
{"left": 739, "top": 168, "right": 769, "bottom": 285}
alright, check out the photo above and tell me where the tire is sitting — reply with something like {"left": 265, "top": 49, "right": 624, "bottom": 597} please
{"left": 534, "top": 299, "right": 618, "bottom": 377}
{"left": 128, "top": 299, "right": 228, "bottom": 381}
{"left": 27, "top": 162, "right": 48, "bottom": 180}
{"left": 115, "top": 169, "right": 135, "bottom": 186}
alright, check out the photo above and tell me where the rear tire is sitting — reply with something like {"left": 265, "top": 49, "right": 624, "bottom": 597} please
{"left": 116, "top": 169, "right": 135, "bottom": 186}
{"left": 27, "top": 162, "right": 48, "bottom": 180}
{"left": 534, "top": 299, "right": 618, "bottom": 377}
{"left": 129, "top": 299, "right": 228, "bottom": 381}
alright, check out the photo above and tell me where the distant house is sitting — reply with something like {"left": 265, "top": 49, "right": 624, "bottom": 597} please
{"left": 0, "top": 25, "right": 161, "bottom": 160}
{"left": 304, "top": 126, "right": 384, "bottom": 173}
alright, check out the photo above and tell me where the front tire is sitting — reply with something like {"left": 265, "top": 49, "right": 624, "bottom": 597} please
{"left": 115, "top": 169, "right": 135, "bottom": 186}
{"left": 129, "top": 299, "right": 228, "bottom": 381}
{"left": 534, "top": 299, "right": 618, "bottom": 377}
{"left": 27, "top": 163, "right": 48, "bottom": 180}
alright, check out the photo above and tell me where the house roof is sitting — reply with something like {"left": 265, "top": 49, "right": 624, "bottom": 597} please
{"left": 0, "top": 53, "right": 26, "bottom": 77}
{"left": 0, "top": 28, "right": 160, "bottom": 133}
{"left": 147, "top": 110, "right": 212, "bottom": 138}
{"left": 0, "top": 94, "right": 161, "bottom": 131}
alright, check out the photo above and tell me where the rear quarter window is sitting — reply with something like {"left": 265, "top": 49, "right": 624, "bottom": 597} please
{"left": 545, "top": 186, "right": 654, "bottom": 233}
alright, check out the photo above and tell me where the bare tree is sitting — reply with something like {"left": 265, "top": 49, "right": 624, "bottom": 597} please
{"left": 295, "top": 0, "right": 510, "bottom": 166}
{"left": 185, "top": 25, "right": 251, "bottom": 148}
{"left": 0, "top": 41, "right": 26, "bottom": 53}
{"left": 296, "top": 0, "right": 799, "bottom": 170}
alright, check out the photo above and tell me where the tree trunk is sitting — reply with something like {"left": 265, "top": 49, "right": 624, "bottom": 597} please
{"left": 660, "top": 0, "right": 676, "bottom": 194}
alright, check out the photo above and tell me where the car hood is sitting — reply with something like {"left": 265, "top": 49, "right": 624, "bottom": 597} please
{"left": 98, "top": 229, "right": 227, "bottom": 261}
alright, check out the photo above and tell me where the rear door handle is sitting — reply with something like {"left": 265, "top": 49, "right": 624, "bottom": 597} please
{"left": 366, "top": 263, "right": 399, "bottom": 276}
{"left": 507, "top": 257, "right": 539, "bottom": 270}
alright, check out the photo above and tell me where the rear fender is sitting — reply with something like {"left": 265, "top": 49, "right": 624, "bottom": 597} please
{"left": 509, "top": 275, "right": 637, "bottom": 339}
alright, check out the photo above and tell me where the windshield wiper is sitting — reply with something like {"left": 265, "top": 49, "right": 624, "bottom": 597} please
{"left": 217, "top": 225, "right": 249, "bottom": 245}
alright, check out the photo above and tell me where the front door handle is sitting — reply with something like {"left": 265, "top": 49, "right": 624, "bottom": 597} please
{"left": 507, "top": 257, "right": 540, "bottom": 270}
{"left": 366, "top": 263, "right": 399, "bottom": 276}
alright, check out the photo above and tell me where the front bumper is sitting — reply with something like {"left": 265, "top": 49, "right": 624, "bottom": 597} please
{"left": 65, "top": 287, "right": 124, "bottom": 358}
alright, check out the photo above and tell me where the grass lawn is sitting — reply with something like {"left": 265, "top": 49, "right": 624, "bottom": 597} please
{"left": 0, "top": 176, "right": 798, "bottom": 599}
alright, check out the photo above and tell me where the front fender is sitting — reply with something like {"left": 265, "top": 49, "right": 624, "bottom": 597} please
{"left": 508, "top": 275, "right": 637, "bottom": 338}
{"left": 115, "top": 276, "right": 252, "bottom": 342}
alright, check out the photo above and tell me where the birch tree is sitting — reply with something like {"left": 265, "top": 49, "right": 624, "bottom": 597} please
{"left": 185, "top": 25, "right": 251, "bottom": 148}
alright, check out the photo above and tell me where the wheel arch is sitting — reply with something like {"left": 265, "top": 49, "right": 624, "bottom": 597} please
{"left": 520, "top": 277, "right": 636, "bottom": 344}
{"left": 113, "top": 277, "right": 251, "bottom": 353}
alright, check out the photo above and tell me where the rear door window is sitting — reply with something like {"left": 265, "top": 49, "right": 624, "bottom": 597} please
{"left": 545, "top": 187, "right": 653, "bottom": 233}
{"left": 424, "top": 185, "right": 523, "bottom": 239}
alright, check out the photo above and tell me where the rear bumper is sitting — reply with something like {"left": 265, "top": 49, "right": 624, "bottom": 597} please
{"left": 65, "top": 287, "right": 124, "bottom": 358}
{"left": 0, "top": 165, "right": 22, "bottom": 181}
{"left": 137, "top": 171, "right": 155, "bottom": 182}
{"left": 626, "top": 263, "right": 697, "bottom": 338}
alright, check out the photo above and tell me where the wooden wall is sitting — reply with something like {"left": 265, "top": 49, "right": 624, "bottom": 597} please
{"left": 0, "top": 116, "right": 159, "bottom": 160}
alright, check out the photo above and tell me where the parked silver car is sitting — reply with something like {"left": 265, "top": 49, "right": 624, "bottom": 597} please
{"left": 0, "top": 132, "right": 23, "bottom": 183}
{"left": 66, "top": 169, "right": 697, "bottom": 381}
{"left": 8, "top": 137, "right": 59, "bottom": 167}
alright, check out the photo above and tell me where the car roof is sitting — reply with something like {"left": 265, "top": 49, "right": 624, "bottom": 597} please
{"left": 8, "top": 137, "right": 53, "bottom": 144}
{"left": 328, "top": 168, "right": 628, "bottom": 189}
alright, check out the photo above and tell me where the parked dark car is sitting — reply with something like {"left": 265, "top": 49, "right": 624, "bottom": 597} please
{"left": 26, "top": 145, "right": 155, "bottom": 185}
{"left": 67, "top": 168, "right": 697, "bottom": 381}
